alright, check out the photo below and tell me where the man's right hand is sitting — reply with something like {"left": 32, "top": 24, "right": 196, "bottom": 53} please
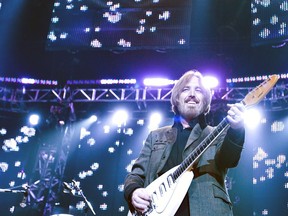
{"left": 131, "top": 188, "right": 151, "bottom": 213}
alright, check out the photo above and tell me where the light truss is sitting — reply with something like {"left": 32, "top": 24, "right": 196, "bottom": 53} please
{"left": 28, "top": 123, "right": 74, "bottom": 216}
{"left": 0, "top": 85, "right": 287, "bottom": 111}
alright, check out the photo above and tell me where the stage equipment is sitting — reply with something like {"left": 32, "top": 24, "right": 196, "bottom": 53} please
{"left": 0, "top": 184, "right": 29, "bottom": 208}
{"left": 62, "top": 180, "right": 96, "bottom": 216}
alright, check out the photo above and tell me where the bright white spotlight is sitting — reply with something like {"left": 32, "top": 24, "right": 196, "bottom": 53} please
{"left": 113, "top": 110, "right": 128, "bottom": 127}
{"left": 80, "top": 127, "right": 91, "bottom": 140}
{"left": 89, "top": 115, "right": 98, "bottom": 123}
{"left": 143, "top": 78, "right": 176, "bottom": 86}
{"left": 29, "top": 114, "right": 40, "bottom": 126}
{"left": 244, "top": 108, "right": 261, "bottom": 129}
{"left": 203, "top": 76, "right": 219, "bottom": 88}
{"left": 148, "top": 112, "right": 162, "bottom": 130}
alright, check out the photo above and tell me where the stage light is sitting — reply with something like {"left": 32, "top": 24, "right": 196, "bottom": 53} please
{"left": 89, "top": 115, "right": 98, "bottom": 123}
{"left": 203, "top": 76, "right": 219, "bottom": 89}
{"left": 0, "top": 162, "right": 8, "bottom": 172}
{"left": 244, "top": 108, "right": 262, "bottom": 129}
{"left": 17, "top": 171, "right": 26, "bottom": 180}
{"left": 100, "top": 78, "right": 136, "bottom": 85}
{"left": 20, "top": 126, "right": 36, "bottom": 137}
{"left": 3, "top": 138, "right": 19, "bottom": 152}
{"left": 78, "top": 171, "right": 87, "bottom": 179}
{"left": 76, "top": 201, "right": 86, "bottom": 211}
{"left": 90, "top": 163, "right": 99, "bottom": 171}
{"left": 59, "top": 120, "right": 65, "bottom": 125}
{"left": 127, "top": 149, "right": 133, "bottom": 155}
{"left": 0, "top": 76, "right": 58, "bottom": 85}
{"left": 103, "top": 125, "right": 110, "bottom": 134}
{"left": 113, "top": 110, "right": 128, "bottom": 127}
{"left": 15, "top": 161, "right": 21, "bottom": 167}
{"left": 148, "top": 112, "right": 162, "bottom": 130}
{"left": 9, "top": 181, "right": 15, "bottom": 187}
{"left": 29, "top": 114, "right": 40, "bottom": 126}
{"left": 47, "top": 0, "right": 192, "bottom": 50}
{"left": 143, "top": 78, "right": 176, "bottom": 86}
{"left": 124, "top": 128, "right": 134, "bottom": 136}
{"left": 21, "top": 78, "right": 36, "bottom": 84}
{"left": 0, "top": 128, "right": 7, "bottom": 135}
{"left": 87, "top": 138, "right": 96, "bottom": 146}
{"left": 271, "top": 121, "right": 285, "bottom": 132}
{"left": 80, "top": 127, "right": 91, "bottom": 140}
{"left": 99, "top": 203, "right": 108, "bottom": 211}
{"left": 108, "top": 147, "right": 115, "bottom": 153}
{"left": 102, "top": 191, "right": 108, "bottom": 197}
{"left": 137, "top": 119, "right": 144, "bottom": 126}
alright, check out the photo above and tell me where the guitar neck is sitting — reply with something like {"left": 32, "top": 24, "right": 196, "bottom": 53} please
{"left": 171, "top": 75, "right": 279, "bottom": 182}
{"left": 173, "top": 117, "right": 230, "bottom": 180}
{"left": 127, "top": 76, "right": 278, "bottom": 216}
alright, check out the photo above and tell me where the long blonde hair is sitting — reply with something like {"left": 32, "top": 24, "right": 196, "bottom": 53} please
{"left": 170, "top": 70, "right": 212, "bottom": 115}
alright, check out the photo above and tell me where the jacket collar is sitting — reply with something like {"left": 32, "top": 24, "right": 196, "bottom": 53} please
{"left": 173, "top": 114, "right": 207, "bottom": 131}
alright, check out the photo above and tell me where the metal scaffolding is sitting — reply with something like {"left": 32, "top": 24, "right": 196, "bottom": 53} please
{"left": 1, "top": 84, "right": 287, "bottom": 215}
{"left": 23, "top": 104, "right": 76, "bottom": 216}
{"left": 0, "top": 85, "right": 287, "bottom": 112}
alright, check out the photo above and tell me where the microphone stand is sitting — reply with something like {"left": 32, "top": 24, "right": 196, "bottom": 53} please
{"left": 0, "top": 189, "right": 26, "bottom": 193}
{"left": 63, "top": 180, "right": 96, "bottom": 215}
{"left": 0, "top": 188, "right": 28, "bottom": 207}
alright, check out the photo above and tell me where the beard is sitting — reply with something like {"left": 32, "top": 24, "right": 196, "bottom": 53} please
{"left": 177, "top": 103, "right": 206, "bottom": 122}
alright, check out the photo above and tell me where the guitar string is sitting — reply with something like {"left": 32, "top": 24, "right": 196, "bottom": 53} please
{"left": 173, "top": 118, "right": 229, "bottom": 180}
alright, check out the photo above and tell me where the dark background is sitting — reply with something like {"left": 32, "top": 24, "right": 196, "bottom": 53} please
{"left": 0, "top": 0, "right": 287, "bottom": 86}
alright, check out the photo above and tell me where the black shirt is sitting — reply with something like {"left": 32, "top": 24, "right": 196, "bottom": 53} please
{"left": 159, "top": 114, "right": 207, "bottom": 216}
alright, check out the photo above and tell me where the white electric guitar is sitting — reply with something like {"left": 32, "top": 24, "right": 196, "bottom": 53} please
{"left": 128, "top": 75, "right": 279, "bottom": 216}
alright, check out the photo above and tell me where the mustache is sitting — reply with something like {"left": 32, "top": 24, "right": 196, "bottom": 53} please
{"left": 185, "top": 96, "right": 199, "bottom": 103}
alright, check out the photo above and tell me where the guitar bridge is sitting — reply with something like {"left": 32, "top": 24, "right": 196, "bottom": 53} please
{"left": 134, "top": 206, "right": 153, "bottom": 216}
{"left": 145, "top": 207, "right": 153, "bottom": 215}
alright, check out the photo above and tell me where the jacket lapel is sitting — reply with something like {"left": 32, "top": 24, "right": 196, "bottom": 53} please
{"left": 184, "top": 124, "right": 203, "bottom": 151}
{"left": 182, "top": 124, "right": 205, "bottom": 161}
{"left": 183, "top": 125, "right": 214, "bottom": 163}
{"left": 156, "top": 127, "right": 177, "bottom": 174}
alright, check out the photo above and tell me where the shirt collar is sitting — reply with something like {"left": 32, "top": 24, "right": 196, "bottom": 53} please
{"left": 173, "top": 114, "right": 207, "bottom": 131}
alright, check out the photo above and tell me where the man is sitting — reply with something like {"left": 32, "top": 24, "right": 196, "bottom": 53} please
{"left": 124, "top": 70, "right": 246, "bottom": 216}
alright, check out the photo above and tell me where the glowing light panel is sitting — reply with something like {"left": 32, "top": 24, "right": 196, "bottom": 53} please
{"left": 46, "top": 0, "right": 193, "bottom": 50}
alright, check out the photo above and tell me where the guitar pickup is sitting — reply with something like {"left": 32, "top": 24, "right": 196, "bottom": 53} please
{"left": 167, "top": 174, "right": 174, "bottom": 187}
